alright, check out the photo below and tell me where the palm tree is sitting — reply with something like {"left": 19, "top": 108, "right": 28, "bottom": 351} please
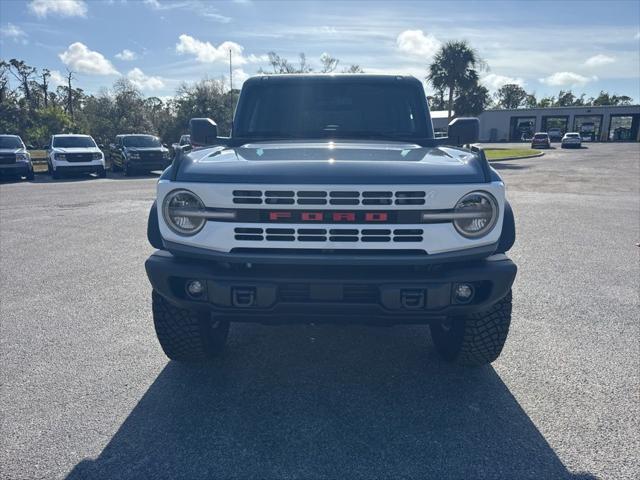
{"left": 427, "top": 41, "right": 485, "bottom": 121}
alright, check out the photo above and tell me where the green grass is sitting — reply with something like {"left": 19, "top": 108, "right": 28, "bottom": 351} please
{"left": 483, "top": 148, "right": 542, "bottom": 161}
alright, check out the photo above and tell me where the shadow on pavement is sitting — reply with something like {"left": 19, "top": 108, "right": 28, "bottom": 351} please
{"left": 67, "top": 324, "right": 597, "bottom": 479}
{"left": 491, "top": 162, "right": 531, "bottom": 170}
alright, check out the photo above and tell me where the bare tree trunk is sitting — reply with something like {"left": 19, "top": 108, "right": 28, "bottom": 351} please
{"left": 66, "top": 71, "right": 74, "bottom": 120}
{"left": 447, "top": 84, "right": 454, "bottom": 122}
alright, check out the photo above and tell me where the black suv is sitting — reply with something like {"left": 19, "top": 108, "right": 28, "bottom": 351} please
{"left": 109, "top": 134, "right": 170, "bottom": 175}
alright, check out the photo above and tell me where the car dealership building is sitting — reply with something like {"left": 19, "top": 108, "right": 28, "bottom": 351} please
{"left": 432, "top": 104, "right": 640, "bottom": 142}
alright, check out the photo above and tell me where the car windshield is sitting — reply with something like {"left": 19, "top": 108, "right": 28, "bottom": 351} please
{"left": 53, "top": 136, "right": 96, "bottom": 148}
{"left": 566, "top": 133, "right": 580, "bottom": 138}
{"left": 0, "top": 136, "right": 23, "bottom": 149}
{"left": 234, "top": 79, "right": 430, "bottom": 141}
{"left": 123, "top": 135, "right": 161, "bottom": 148}
{"left": 534, "top": 134, "right": 547, "bottom": 139}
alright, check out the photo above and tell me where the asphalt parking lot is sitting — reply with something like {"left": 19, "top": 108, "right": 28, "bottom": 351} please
{"left": 1, "top": 143, "right": 638, "bottom": 479}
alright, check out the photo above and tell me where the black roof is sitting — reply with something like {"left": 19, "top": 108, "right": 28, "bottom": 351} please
{"left": 243, "top": 74, "right": 422, "bottom": 87}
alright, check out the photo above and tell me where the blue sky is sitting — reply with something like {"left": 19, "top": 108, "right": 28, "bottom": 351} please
{"left": 1, "top": 0, "right": 639, "bottom": 101}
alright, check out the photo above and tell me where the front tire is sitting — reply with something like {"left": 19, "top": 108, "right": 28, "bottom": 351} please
{"left": 152, "top": 291, "right": 229, "bottom": 362}
{"left": 430, "top": 291, "right": 512, "bottom": 366}
{"left": 97, "top": 166, "right": 107, "bottom": 178}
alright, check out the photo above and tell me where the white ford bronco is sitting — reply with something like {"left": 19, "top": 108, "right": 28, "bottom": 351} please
{"left": 145, "top": 75, "right": 517, "bottom": 366}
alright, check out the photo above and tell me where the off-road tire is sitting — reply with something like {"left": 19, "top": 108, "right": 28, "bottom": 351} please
{"left": 26, "top": 169, "right": 35, "bottom": 181}
{"left": 52, "top": 167, "right": 61, "bottom": 179}
{"left": 430, "top": 291, "right": 512, "bottom": 366}
{"left": 151, "top": 291, "right": 229, "bottom": 362}
{"left": 97, "top": 166, "right": 107, "bottom": 178}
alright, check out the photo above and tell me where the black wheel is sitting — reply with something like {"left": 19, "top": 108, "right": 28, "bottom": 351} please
{"left": 123, "top": 161, "right": 132, "bottom": 176}
{"left": 111, "top": 160, "right": 120, "bottom": 172}
{"left": 97, "top": 166, "right": 107, "bottom": 178}
{"left": 152, "top": 291, "right": 229, "bottom": 362}
{"left": 26, "top": 169, "right": 35, "bottom": 181}
{"left": 52, "top": 166, "right": 61, "bottom": 179}
{"left": 430, "top": 291, "right": 512, "bottom": 366}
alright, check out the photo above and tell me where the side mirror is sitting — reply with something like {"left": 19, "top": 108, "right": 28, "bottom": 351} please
{"left": 190, "top": 118, "right": 217, "bottom": 147}
{"left": 26, "top": 144, "right": 35, "bottom": 150}
{"left": 98, "top": 144, "right": 105, "bottom": 149}
{"left": 162, "top": 143, "right": 168, "bottom": 149}
{"left": 447, "top": 117, "right": 479, "bottom": 146}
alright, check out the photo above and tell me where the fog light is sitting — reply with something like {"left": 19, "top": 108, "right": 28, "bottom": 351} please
{"left": 454, "top": 283, "right": 474, "bottom": 303}
{"left": 186, "top": 280, "right": 205, "bottom": 297}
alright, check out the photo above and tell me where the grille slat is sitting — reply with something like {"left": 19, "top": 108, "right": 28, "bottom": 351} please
{"left": 232, "top": 190, "right": 427, "bottom": 206}
{"left": 234, "top": 227, "right": 422, "bottom": 243}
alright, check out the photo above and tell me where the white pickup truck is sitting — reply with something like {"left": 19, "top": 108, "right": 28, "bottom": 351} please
{"left": 47, "top": 134, "right": 106, "bottom": 179}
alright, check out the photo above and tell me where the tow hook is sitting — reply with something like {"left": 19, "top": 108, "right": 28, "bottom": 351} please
{"left": 400, "top": 289, "right": 425, "bottom": 309}
{"left": 232, "top": 287, "right": 256, "bottom": 308}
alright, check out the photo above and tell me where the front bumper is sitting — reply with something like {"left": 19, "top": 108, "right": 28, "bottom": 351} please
{"left": 55, "top": 160, "right": 104, "bottom": 174}
{"left": 130, "top": 159, "right": 169, "bottom": 171}
{"left": 0, "top": 163, "right": 32, "bottom": 176}
{"left": 145, "top": 250, "right": 517, "bottom": 324}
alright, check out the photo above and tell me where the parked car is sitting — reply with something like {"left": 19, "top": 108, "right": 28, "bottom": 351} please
{"left": 47, "top": 134, "right": 106, "bottom": 179}
{"left": 145, "top": 74, "right": 517, "bottom": 367}
{"left": 531, "top": 132, "right": 551, "bottom": 149}
{"left": 171, "top": 134, "right": 191, "bottom": 159}
{"left": 0, "top": 134, "right": 34, "bottom": 181}
{"left": 109, "top": 134, "right": 170, "bottom": 176}
{"left": 547, "top": 127, "right": 562, "bottom": 142}
{"left": 561, "top": 132, "right": 582, "bottom": 148}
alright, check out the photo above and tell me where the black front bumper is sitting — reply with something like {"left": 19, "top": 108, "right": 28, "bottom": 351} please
{"left": 145, "top": 251, "right": 517, "bottom": 324}
{"left": 58, "top": 165, "right": 103, "bottom": 174}
{"left": 0, "top": 163, "right": 31, "bottom": 176}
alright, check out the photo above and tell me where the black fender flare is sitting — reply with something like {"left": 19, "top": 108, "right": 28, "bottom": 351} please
{"left": 147, "top": 201, "right": 164, "bottom": 249}
{"left": 496, "top": 200, "right": 516, "bottom": 254}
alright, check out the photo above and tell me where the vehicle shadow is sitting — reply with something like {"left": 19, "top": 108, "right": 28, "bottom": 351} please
{"left": 66, "top": 325, "right": 596, "bottom": 480}
{"left": 491, "top": 162, "right": 531, "bottom": 170}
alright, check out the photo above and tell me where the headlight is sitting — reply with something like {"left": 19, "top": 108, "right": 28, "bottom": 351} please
{"left": 452, "top": 191, "right": 498, "bottom": 238}
{"left": 16, "top": 153, "right": 30, "bottom": 162}
{"left": 162, "top": 189, "right": 206, "bottom": 236}
{"left": 54, "top": 153, "right": 66, "bottom": 161}
{"left": 92, "top": 152, "right": 103, "bottom": 160}
{"left": 128, "top": 152, "right": 140, "bottom": 160}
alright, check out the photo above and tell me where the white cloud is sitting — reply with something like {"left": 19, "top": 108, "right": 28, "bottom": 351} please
{"left": 396, "top": 29, "right": 441, "bottom": 58}
{"left": 49, "top": 70, "right": 66, "bottom": 87}
{"left": 203, "top": 12, "right": 232, "bottom": 23}
{"left": 126, "top": 68, "right": 165, "bottom": 90}
{"left": 176, "top": 34, "right": 248, "bottom": 65}
{"left": 28, "top": 0, "right": 87, "bottom": 18}
{"left": 635, "top": 31, "right": 640, "bottom": 40}
{"left": 230, "top": 68, "right": 249, "bottom": 86}
{"left": 481, "top": 73, "right": 525, "bottom": 91}
{"left": 0, "top": 23, "right": 27, "bottom": 43}
{"left": 115, "top": 49, "right": 137, "bottom": 61}
{"left": 59, "top": 42, "right": 119, "bottom": 75}
{"left": 584, "top": 54, "right": 615, "bottom": 67}
{"left": 539, "top": 72, "right": 596, "bottom": 87}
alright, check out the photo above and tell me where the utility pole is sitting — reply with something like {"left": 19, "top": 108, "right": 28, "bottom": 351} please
{"left": 229, "top": 48, "right": 233, "bottom": 115}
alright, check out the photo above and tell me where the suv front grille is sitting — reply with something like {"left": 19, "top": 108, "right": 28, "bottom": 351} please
{"left": 234, "top": 227, "right": 423, "bottom": 243}
{"left": 233, "top": 190, "right": 426, "bottom": 206}
{"left": 65, "top": 152, "right": 94, "bottom": 162}
{"left": 0, "top": 154, "right": 16, "bottom": 165}
{"left": 139, "top": 151, "right": 164, "bottom": 161}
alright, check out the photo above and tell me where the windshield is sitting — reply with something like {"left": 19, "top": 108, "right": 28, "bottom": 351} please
{"left": 234, "top": 79, "right": 431, "bottom": 140}
{"left": 534, "top": 134, "right": 548, "bottom": 139}
{"left": 566, "top": 133, "right": 580, "bottom": 138}
{"left": 53, "top": 136, "right": 96, "bottom": 148}
{"left": 0, "top": 136, "right": 23, "bottom": 149}
{"left": 123, "top": 135, "right": 162, "bottom": 148}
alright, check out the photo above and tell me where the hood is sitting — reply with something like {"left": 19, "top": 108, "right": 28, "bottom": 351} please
{"left": 53, "top": 147, "right": 102, "bottom": 154}
{"left": 0, "top": 148, "right": 25, "bottom": 154}
{"left": 125, "top": 146, "right": 167, "bottom": 153}
{"left": 174, "top": 140, "right": 487, "bottom": 184}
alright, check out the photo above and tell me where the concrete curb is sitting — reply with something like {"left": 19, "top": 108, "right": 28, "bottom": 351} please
{"left": 487, "top": 151, "right": 545, "bottom": 162}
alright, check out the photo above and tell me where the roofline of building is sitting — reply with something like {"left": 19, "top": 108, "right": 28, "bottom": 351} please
{"left": 481, "top": 104, "right": 640, "bottom": 113}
